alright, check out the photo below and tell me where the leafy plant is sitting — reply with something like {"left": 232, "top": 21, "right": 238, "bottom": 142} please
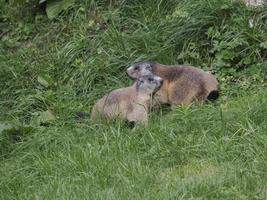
{"left": 45, "top": 0, "right": 75, "bottom": 19}
{"left": 5, "top": 0, "right": 75, "bottom": 19}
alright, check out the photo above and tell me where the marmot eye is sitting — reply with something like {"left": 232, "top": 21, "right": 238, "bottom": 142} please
{"left": 148, "top": 78, "right": 154, "bottom": 82}
{"left": 134, "top": 66, "right": 139, "bottom": 70}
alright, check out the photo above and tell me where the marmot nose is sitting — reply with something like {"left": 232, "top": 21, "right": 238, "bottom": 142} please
{"left": 160, "top": 80, "right": 163, "bottom": 85}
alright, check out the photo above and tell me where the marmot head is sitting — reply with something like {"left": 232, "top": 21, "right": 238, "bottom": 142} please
{"left": 135, "top": 75, "right": 163, "bottom": 94}
{"left": 127, "top": 61, "right": 155, "bottom": 79}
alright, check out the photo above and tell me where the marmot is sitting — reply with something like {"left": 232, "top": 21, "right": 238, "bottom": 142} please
{"left": 126, "top": 61, "right": 219, "bottom": 106}
{"left": 91, "top": 75, "right": 163, "bottom": 126}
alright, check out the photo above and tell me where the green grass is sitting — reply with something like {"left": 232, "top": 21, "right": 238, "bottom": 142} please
{"left": 0, "top": 0, "right": 267, "bottom": 199}
{"left": 0, "top": 93, "right": 266, "bottom": 199}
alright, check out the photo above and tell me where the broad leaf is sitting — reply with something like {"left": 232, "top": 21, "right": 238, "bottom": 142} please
{"left": 38, "top": 110, "right": 56, "bottom": 124}
{"left": 37, "top": 75, "right": 54, "bottom": 87}
{"left": 0, "top": 121, "right": 12, "bottom": 133}
{"left": 46, "top": 0, "right": 74, "bottom": 20}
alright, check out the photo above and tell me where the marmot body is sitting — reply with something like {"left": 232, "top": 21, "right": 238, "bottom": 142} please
{"left": 127, "top": 61, "right": 219, "bottom": 106}
{"left": 91, "top": 75, "right": 163, "bottom": 126}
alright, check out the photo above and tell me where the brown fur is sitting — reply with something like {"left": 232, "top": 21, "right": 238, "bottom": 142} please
{"left": 91, "top": 75, "right": 162, "bottom": 126}
{"left": 152, "top": 63, "right": 219, "bottom": 105}
{"left": 127, "top": 62, "right": 219, "bottom": 106}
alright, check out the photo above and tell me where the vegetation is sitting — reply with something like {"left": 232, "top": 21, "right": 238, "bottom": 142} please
{"left": 0, "top": 0, "right": 266, "bottom": 199}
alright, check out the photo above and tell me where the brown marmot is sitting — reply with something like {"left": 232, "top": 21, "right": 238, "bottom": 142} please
{"left": 127, "top": 61, "right": 219, "bottom": 106}
{"left": 91, "top": 75, "right": 163, "bottom": 126}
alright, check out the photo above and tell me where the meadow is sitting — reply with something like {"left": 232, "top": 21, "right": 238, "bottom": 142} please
{"left": 0, "top": 0, "right": 267, "bottom": 199}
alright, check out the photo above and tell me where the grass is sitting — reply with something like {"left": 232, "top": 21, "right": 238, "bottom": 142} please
{"left": 0, "top": 93, "right": 266, "bottom": 199}
{"left": 0, "top": 0, "right": 267, "bottom": 199}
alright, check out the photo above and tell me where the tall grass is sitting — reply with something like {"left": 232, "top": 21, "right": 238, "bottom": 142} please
{"left": 0, "top": 92, "right": 266, "bottom": 199}
{"left": 0, "top": 0, "right": 267, "bottom": 199}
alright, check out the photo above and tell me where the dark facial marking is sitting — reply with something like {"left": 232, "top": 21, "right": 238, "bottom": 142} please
{"left": 148, "top": 77, "right": 154, "bottom": 82}
{"left": 134, "top": 66, "right": 139, "bottom": 70}
{"left": 145, "top": 65, "right": 151, "bottom": 70}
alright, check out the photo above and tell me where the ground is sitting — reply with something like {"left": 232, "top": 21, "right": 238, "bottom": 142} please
{"left": 0, "top": 0, "right": 266, "bottom": 199}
